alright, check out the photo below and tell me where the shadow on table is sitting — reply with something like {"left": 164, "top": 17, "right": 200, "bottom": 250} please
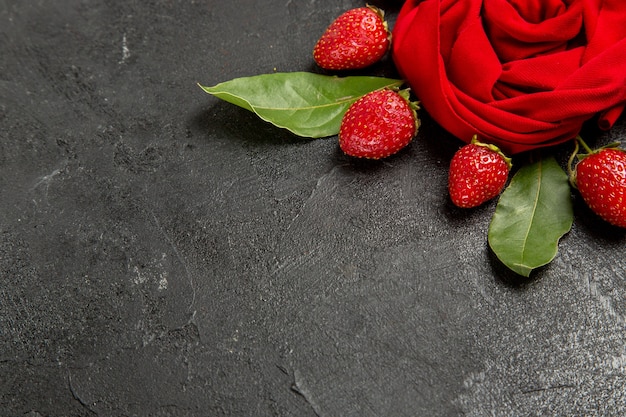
{"left": 487, "top": 249, "right": 545, "bottom": 288}
{"left": 487, "top": 195, "right": 626, "bottom": 288}
{"left": 572, "top": 194, "right": 626, "bottom": 243}
{"left": 188, "top": 100, "right": 307, "bottom": 148}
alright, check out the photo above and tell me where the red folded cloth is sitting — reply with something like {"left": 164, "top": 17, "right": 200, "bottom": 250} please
{"left": 392, "top": 0, "right": 626, "bottom": 154}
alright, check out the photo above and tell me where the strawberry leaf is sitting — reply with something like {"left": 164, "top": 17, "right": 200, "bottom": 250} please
{"left": 488, "top": 156, "right": 573, "bottom": 277}
{"left": 198, "top": 72, "right": 403, "bottom": 138}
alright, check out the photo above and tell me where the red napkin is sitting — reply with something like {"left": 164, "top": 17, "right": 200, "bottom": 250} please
{"left": 392, "top": 0, "right": 626, "bottom": 154}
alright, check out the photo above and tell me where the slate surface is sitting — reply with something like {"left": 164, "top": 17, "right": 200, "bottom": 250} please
{"left": 1, "top": 1, "right": 625, "bottom": 416}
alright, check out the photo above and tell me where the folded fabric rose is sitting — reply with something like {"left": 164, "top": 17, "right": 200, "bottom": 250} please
{"left": 392, "top": 0, "right": 626, "bottom": 154}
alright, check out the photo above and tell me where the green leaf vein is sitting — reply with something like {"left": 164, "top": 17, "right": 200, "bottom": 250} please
{"left": 488, "top": 156, "right": 573, "bottom": 277}
{"left": 199, "top": 72, "right": 403, "bottom": 138}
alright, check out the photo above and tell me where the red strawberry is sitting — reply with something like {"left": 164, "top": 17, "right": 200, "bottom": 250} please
{"left": 313, "top": 5, "right": 391, "bottom": 70}
{"left": 339, "top": 88, "right": 419, "bottom": 159}
{"left": 448, "top": 136, "right": 512, "bottom": 208}
{"left": 572, "top": 142, "right": 626, "bottom": 228}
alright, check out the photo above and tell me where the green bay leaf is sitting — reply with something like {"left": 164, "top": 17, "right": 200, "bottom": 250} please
{"left": 199, "top": 72, "right": 403, "bottom": 138}
{"left": 488, "top": 156, "right": 573, "bottom": 277}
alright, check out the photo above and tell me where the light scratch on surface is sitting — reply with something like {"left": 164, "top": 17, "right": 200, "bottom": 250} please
{"left": 521, "top": 384, "right": 576, "bottom": 395}
{"left": 67, "top": 372, "right": 97, "bottom": 415}
{"left": 286, "top": 165, "right": 341, "bottom": 232}
{"left": 119, "top": 33, "right": 131, "bottom": 64}
{"left": 271, "top": 248, "right": 318, "bottom": 277}
{"left": 32, "top": 168, "right": 62, "bottom": 190}
{"left": 149, "top": 209, "right": 197, "bottom": 312}
{"left": 31, "top": 160, "right": 69, "bottom": 203}
{"left": 291, "top": 369, "right": 324, "bottom": 417}
{"left": 589, "top": 280, "right": 624, "bottom": 324}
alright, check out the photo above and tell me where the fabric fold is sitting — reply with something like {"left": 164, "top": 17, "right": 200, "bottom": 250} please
{"left": 392, "top": 0, "right": 626, "bottom": 154}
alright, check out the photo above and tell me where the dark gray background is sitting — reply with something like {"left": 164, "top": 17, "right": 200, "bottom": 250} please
{"left": 1, "top": 1, "right": 625, "bottom": 416}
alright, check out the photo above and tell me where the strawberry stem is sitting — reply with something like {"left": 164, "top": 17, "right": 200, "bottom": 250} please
{"left": 568, "top": 135, "right": 624, "bottom": 189}
{"left": 394, "top": 87, "right": 420, "bottom": 134}
{"left": 470, "top": 135, "right": 512, "bottom": 170}
{"left": 576, "top": 135, "right": 594, "bottom": 154}
{"left": 567, "top": 137, "right": 580, "bottom": 189}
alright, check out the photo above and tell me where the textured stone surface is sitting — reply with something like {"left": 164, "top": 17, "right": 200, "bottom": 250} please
{"left": 1, "top": 1, "right": 625, "bottom": 416}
